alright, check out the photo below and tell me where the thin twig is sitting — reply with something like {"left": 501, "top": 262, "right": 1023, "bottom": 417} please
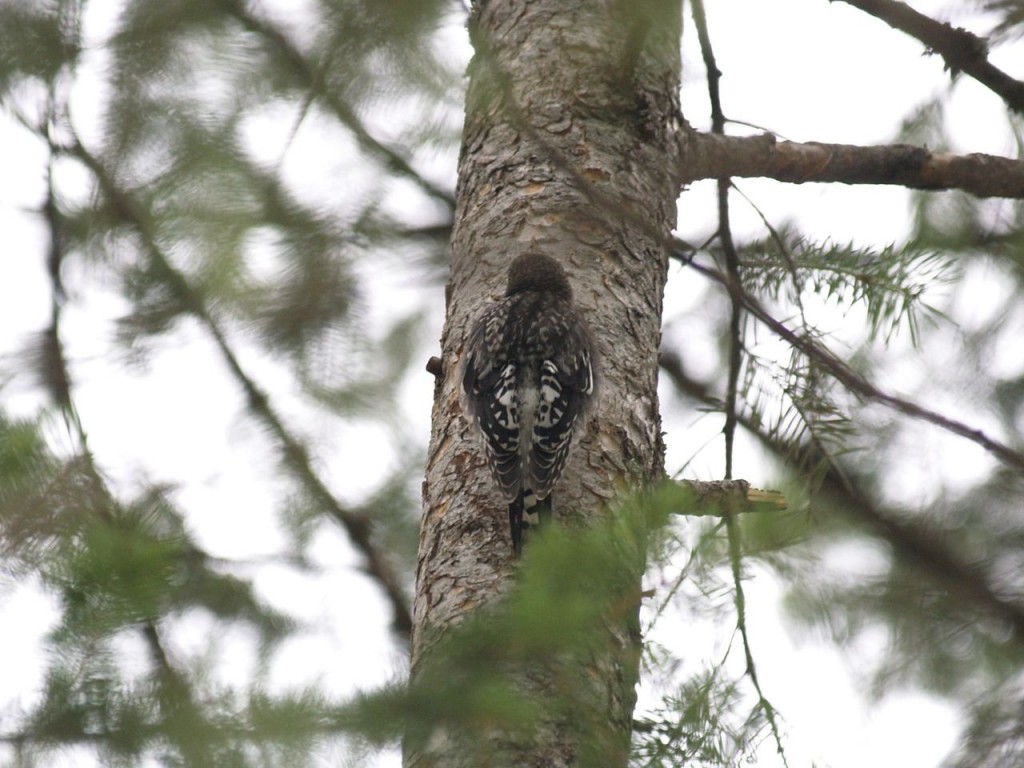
{"left": 646, "top": 518, "right": 726, "bottom": 631}
{"left": 691, "top": 0, "right": 740, "bottom": 479}
{"left": 691, "top": 4, "right": 790, "bottom": 763}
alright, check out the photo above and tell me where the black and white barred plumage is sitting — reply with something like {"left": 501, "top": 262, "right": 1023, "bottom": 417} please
{"left": 460, "top": 253, "right": 596, "bottom": 557}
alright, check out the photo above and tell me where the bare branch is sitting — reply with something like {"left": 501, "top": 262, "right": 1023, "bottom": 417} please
{"left": 678, "top": 479, "right": 786, "bottom": 513}
{"left": 835, "top": 0, "right": 1024, "bottom": 113}
{"left": 690, "top": 0, "right": 743, "bottom": 482}
{"left": 680, "top": 131, "right": 1024, "bottom": 198}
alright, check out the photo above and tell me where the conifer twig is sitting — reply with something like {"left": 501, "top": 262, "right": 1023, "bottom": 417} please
{"left": 684, "top": 257, "right": 1024, "bottom": 476}
{"left": 658, "top": 351, "right": 1024, "bottom": 644}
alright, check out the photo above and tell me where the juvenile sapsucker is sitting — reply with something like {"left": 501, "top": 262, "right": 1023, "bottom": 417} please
{"left": 460, "top": 253, "right": 597, "bottom": 557}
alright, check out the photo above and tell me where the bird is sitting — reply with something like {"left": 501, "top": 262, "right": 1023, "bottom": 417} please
{"left": 460, "top": 252, "right": 596, "bottom": 557}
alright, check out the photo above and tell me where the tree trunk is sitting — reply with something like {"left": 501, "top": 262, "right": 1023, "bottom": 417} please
{"left": 409, "top": 1, "right": 682, "bottom": 765}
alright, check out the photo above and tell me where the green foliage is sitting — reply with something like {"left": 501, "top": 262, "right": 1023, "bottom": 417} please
{"left": 3, "top": 0, "right": 1024, "bottom": 766}
{"left": 0, "top": 416, "right": 303, "bottom": 763}
{"left": 337, "top": 484, "right": 796, "bottom": 767}
{"left": 0, "top": 1, "right": 79, "bottom": 91}
{"left": 738, "top": 231, "right": 953, "bottom": 345}
{"left": 344, "top": 489, "right": 677, "bottom": 763}
{"left": 1, "top": 0, "right": 453, "bottom": 764}
{"left": 633, "top": 673, "right": 765, "bottom": 768}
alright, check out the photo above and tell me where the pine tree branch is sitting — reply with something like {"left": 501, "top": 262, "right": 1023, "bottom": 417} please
{"left": 216, "top": 0, "right": 455, "bottom": 210}
{"left": 659, "top": 351, "right": 1024, "bottom": 645}
{"left": 67, "top": 138, "right": 414, "bottom": 641}
{"left": 679, "top": 131, "right": 1024, "bottom": 198}
{"left": 40, "top": 121, "right": 208, "bottom": 767}
{"left": 835, "top": 0, "right": 1024, "bottom": 113}
{"left": 684, "top": 256, "right": 1024, "bottom": 475}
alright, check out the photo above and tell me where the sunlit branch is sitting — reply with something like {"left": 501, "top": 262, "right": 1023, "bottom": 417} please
{"left": 659, "top": 351, "right": 1024, "bottom": 645}
{"left": 217, "top": 0, "right": 455, "bottom": 210}
{"left": 835, "top": 0, "right": 1024, "bottom": 113}
{"left": 680, "top": 131, "right": 1024, "bottom": 198}
{"left": 68, "top": 139, "right": 414, "bottom": 640}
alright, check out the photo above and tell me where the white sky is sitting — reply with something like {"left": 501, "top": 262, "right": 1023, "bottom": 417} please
{"left": 1, "top": 0, "right": 1020, "bottom": 766}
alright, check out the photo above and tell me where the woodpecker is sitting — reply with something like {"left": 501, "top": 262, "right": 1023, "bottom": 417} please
{"left": 460, "top": 253, "right": 596, "bottom": 557}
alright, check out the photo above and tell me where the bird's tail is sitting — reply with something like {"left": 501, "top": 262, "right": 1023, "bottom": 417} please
{"left": 509, "top": 490, "right": 552, "bottom": 558}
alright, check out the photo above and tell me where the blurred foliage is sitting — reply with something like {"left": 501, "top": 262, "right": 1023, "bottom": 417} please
{"left": 2, "top": 0, "right": 1024, "bottom": 767}
{"left": 632, "top": 672, "right": 765, "bottom": 768}
{"left": 982, "top": 0, "right": 1024, "bottom": 40}
{"left": 1, "top": 0, "right": 455, "bottom": 764}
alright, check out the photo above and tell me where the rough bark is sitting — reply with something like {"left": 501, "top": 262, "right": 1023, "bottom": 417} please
{"left": 409, "top": 1, "right": 682, "bottom": 766}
